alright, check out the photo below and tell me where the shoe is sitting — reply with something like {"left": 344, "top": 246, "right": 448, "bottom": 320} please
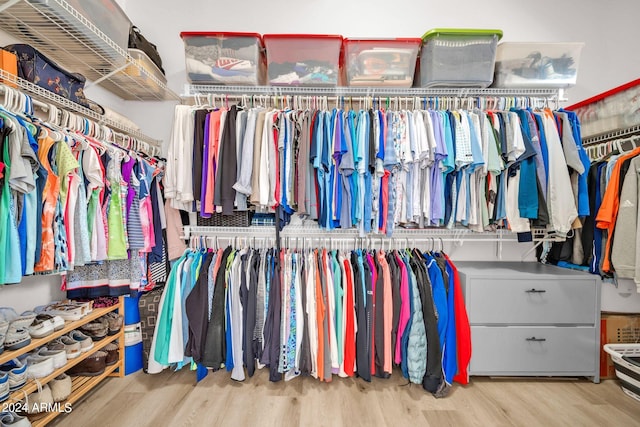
{"left": 35, "top": 314, "right": 64, "bottom": 332}
{"left": 4, "top": 328, "right": 30, "bottom": 351}
{"left": 79, "top": 318, "right": 108, "bottom": 341}
{"left": 0, "top": 411, "right": 32, "bottom": 427}
{"left": 0, "top": 319, "right": 8, "bottom": 336}
{"left": 40, "top": 304, "right": 83, "bottom": 322}
{"left": 0, "top": 372, "right": 8, "bottom": 402}
{"left": 104, "top": 313, "right": 124, "bottom": 336}
{"left": 68, "top": 330, "right": 93, "bottom": 353}
{"left": 0, "top": 308, "right": 18, "bottom": 325}
{"left": 24, "top": 383, "right": 53, "bottom": 415}
{"left": 0, "top": 359, "right": 27, "bottom": 391}
{"left": 22, "top": 355, "right": 54, "bottom": 379}
{"left": 36, "top": 347, "right": 67, "bottom": 370}
{"left": 8, "top": 312, "right": 36, "bottom": 331}
{"left": 51, "top": 336, "right": 81, "bottom": 359}
{"left": 0, "top": 334, "right": 4, "bottom": 355}
{"left": 66, "top": 350, "right": 107, "bottom": 377}
{"left": 103, "top": 343, "right": 119, "bottom": 366}
{"left": 27, "top": 317, "right": 54, "bottom": 339}
{"left": 49, "top": 374, "right": 71, "bottom": 402}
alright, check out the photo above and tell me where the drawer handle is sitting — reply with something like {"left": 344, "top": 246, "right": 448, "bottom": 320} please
{"left": 526, "top": 337, "right": 547, "bottom": 342}
{"left": 525, "top": 288, "right": 547, "bottom": 293}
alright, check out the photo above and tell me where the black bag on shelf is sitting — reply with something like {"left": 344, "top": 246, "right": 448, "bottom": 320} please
{"left": 4, "top": 43, "right": 90, "bottom": 108}
{"left": 128, "top": 26, "right": 165, "bottom": 75}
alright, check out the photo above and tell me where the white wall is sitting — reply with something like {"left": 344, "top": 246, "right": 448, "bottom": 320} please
{"left": 2, "top": 0, "right": 640, "bottom": 312}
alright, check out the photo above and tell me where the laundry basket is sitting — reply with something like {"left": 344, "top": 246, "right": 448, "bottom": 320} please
{"left": 603, "top": 343, "right": 640, "bottom": 402}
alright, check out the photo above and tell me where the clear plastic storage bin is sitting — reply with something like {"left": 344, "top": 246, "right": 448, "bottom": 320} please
{"left": 493, "top": 42, "right": 584, "bottom": 88}
{"left": 344, "top": 38, "right": 420, "bottom": 87}
{"left": 419, "top": 28, "right": 502, "bottom": 88}
{"left": 263, "top": 34, "right": 343, "bottom": 86}
{"left": 180, "top": 32, "right": 265, "bottom": 85}
{"left": 568, "top": 79, "right": 640, "bottom": 138}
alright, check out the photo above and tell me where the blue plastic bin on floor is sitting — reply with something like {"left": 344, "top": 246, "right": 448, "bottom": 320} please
{"left": 125, "top": 342, "right": 143, "bottom": 375}
{"left": 124, "top": 295, "right": 140, "bottom": 325}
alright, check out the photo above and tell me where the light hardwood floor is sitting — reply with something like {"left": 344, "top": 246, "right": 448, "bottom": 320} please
{"left": 49, "top": 368, "right": 640, "bottom": 427}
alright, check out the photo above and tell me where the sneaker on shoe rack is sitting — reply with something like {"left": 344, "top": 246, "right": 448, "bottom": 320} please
{"left": 27, "top": 317, "right": 55, "bottom": 340}
{"left": 3, "top": 328, "right": 30, "bottom": 351}
{"left": 67, "top": 330, "right": 93, "bottom": 353}
{"left": 35, "top": 314, "right": 64, "bottom": 332}
{"left": 50, "top": 336, "right": 81, "bottom": 360}
{"left": 36, "top": 347, "right": 67, "bottom": 370}
{"left": 0, "top": 359, "right": 27, "bottom": 392}
{"left": 0, "top": 410, "right": 32, "bottom": 427}
{"left": 0, "top": 372, "right": 9, "bottom": 402}
{"left": 21, "top": 354, "right": 54, "bottom": 379}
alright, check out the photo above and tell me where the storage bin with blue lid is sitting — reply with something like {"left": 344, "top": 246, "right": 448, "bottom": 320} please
{"left": 263, "top": 34, "right": 343, "bottom": 87}
{"left": 419, "top": 28, "right": 503, "bottom": 88}
{"left": 344, "top": 38, "right": 421, "bottom": 87}
{"left": 180, "top": 31, "right": 265, "bottom": 85}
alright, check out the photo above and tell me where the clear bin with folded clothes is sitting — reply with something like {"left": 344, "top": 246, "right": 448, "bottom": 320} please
{"left": 263, "top": 34, "right": 343, "bottom": 86}
{"left": 344, "top": 38, "right": 420, "bottom": 87}
{"left": 180, "top": 31, "right": 266, "bottom": 85}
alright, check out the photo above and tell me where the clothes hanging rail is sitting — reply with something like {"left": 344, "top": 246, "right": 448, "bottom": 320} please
{"left": 185, "top": 84, "right": 564, "bottom": 99}
{"left": 184, "top": 86, "right": 563, "bottom": 111}
{"left": 0, "top": 69, "right": 162, "bottom": 156}
{"left": 582, "top": 123, "right": 640, "bottom": 147}
{"left": 182, "top": 224, "right": 564, "bottom": 243}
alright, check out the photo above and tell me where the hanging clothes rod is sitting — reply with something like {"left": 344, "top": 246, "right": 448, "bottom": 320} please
{"left": 0, "top": 69, "right": 162, "bottom": 148}
{"left": 582, "top": 123, "right": 640, "bottom": 147}
{"left": 184, "top": 95, "right": 556, "bottom": 111}
{"left": 184, "top": 84, "right": 563, "bottom": 98}
{"left": 0, "top": 79, "right": 161, "bottom": 157}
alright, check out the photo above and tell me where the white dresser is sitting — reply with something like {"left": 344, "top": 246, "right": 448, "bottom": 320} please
{"left": 457, "top": 262, "right": 600, "bottom": 383}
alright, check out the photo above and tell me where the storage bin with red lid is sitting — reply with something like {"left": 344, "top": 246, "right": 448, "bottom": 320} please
{"left": 344, "top": 38, "right": 420, "bottom": 87}
{"left": 180, "top": 31, "right": 265, "bottom": 85}
{"left": 263, "top": 34, "right": 343, "bottom": 86}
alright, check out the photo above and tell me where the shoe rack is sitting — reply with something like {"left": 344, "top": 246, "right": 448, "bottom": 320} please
{"left": 0, "top": 296, "right": 124, "bottom": 426}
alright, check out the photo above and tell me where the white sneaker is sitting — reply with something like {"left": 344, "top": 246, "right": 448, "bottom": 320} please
{"left": 23, "top": 355, "right": 54, "bottom": 379}
{"left": 68, "top": 330, "right": 93, "bottom": 353}
{"left": 28, "top": 318, "right": 54, "bottom": 339}
{"left": 51, "top": 336, "right": 81, "bottom": 359}
{"left": 0, "top": 411, "right": 31, "bottom": 427}
{"left": 0, "top": 359, "right": 27, "bottom": 391}
{"left": 0, "top": 372, "right": 8, "bottom": 402}
{"left": 37, "top": 347, "right": 67, "bottom": 370}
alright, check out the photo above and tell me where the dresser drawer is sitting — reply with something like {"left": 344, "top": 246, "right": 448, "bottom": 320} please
{"left": 469, "top": 326, "right": 597, "bottom": 374}
{"left": 465, "top": 278, "right": 596, "bottom": 325}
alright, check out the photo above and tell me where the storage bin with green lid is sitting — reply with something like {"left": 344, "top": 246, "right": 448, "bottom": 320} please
{"left": 418, "top": 28, "right": 503, "bottom": 88}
